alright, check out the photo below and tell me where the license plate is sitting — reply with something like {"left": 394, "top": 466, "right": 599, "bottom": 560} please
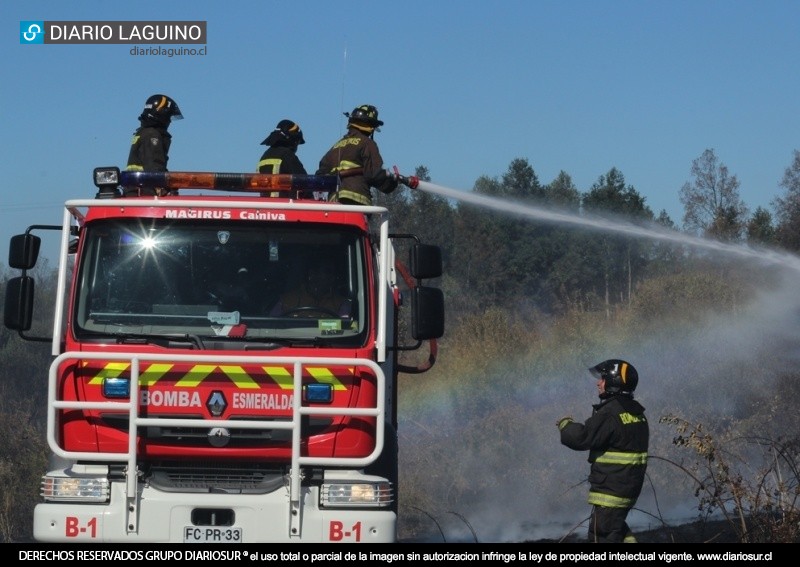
{"left": 183, "top": 526, "right": 242, "bottom": 543}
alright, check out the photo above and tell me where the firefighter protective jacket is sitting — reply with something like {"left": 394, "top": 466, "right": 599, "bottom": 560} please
{"left": 316, "top": 127, "right": 397, "bottom": 205}
{"left": 126, "top": 125, "right": 171, "bottom": 173}
{"left": 257, "top": 145, "right": 307, "bottom": 175}
{"left": 559, "top": 394, "right": 648, "bottom": 508}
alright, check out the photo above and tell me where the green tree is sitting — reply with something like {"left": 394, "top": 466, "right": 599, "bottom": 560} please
{"left": 499, "top": 158, "right": 545, "bottom": 200}
{"left": 450, "top": 175, "right": 507, "bottom": 311}
{"left": 403, "top": 166, "right": 455, "bottom": 268}
{"left": 544, "top": 171, "right": 581, "bottom": 210}
{"left": 582, "top": 168, "right": 654, "bottom": 314}
{"left": 746, "top": 206, "right": 775, "bottom": 245}
{"left": 449, "top": 159, "right": 552, "bottom": 311}
{"left": 645, "top": 209, "right": 686, "bottom": 278}
{"left": 538, "top": 171, "right": 593, "bottom": 313}
{"left": 498, "top": 159, "right": 549, "bottom": 306}
{"left": 655, "top": 209, "right": 676, "bottom": 229}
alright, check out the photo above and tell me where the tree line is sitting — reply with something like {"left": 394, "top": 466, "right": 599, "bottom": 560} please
{"left": 382, "top": 148, "right": 800, "bottom": 321}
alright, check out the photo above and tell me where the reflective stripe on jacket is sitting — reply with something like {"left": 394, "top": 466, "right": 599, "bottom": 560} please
{"left": 257, "top": 146, "right": 307, "bottom": 175}
{"left": 126, "top": 126, "right": 171, "bottom": 172}
{"left": 316, "top": 127, "right": 394, "bottom": 204}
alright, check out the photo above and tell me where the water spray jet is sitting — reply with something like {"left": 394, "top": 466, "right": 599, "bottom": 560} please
{"left": 414, "top": 179, "right": 800, "bottom": 273}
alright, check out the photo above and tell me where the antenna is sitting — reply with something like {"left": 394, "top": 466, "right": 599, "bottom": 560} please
{"left": 331, "top": 40, "right": 349, "bottom": 180}
{"left": 340, "top": 40, "right": 348, "bottom": 130}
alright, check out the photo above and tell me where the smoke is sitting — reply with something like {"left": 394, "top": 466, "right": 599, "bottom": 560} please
{"left": 397, "top": 183, "right": 800, "bottom": 543}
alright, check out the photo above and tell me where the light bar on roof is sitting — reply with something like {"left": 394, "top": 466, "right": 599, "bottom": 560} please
{"left": 119, "top": 171, "right": 338, "bottom": 193}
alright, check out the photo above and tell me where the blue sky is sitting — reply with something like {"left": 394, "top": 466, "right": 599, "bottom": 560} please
{"left": 3, "top": 1, "right": 799, "bottom": 262}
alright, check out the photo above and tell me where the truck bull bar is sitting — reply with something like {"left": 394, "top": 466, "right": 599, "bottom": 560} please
{"left": 47, "top": 351, "right": 386, "bottom": 538}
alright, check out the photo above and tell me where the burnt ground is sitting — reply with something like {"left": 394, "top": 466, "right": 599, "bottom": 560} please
{"left": 402, "top": 519, "right": 744, "bottom": 544}
{"left": 528, "top": 519, "right": 741, "bottom": 544}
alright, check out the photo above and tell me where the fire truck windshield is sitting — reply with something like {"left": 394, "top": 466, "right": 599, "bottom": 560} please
{"left": 73, "top": 219, "right": 367, "bottom": 346}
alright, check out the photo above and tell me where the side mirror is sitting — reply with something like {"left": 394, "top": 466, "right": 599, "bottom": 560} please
{"left": 4, "top": 276, "right": 35, "bottom": 331}
{"left": 9, "top": 234, "right": 41, "bottom": 270}
{"left": 411, "top": 286, "right": 444, "bottom": 340}
{"left": 409, "top": 244, "right": 442, "bottom": 280}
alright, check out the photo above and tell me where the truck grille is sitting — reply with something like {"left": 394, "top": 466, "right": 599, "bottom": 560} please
{"left": 148, "top": 462, "right": 289, "bottom": 494}
{"left": 100, "top": 414, "right": 333, "bottom": 447}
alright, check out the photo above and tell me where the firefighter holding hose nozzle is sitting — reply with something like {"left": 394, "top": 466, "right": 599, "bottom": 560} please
{"left": 316, "top": 104, "right": 417, "bottom": 205}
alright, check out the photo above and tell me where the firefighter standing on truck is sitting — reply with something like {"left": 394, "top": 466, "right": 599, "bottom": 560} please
{"left": 316, "top": 104, "right": 400, "bottom": 206}
{"left": 557, "top": 359, "right": 649, "bottom": 543}
{"left": 258, "top": 119, "right": 307, "bottom": 175}
{"left": 125, "top": 94, "right": 183, "bottom": 196}
{"left": 257, "top": 119, "right": 307, "bottom": 197}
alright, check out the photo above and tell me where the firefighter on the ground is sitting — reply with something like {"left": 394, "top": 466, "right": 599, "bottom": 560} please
{"left": 125, "top": 94, "right": 183, "bottom": 196}
{"left": 257, "top": 119, "right": 307, "bottom": 197}
{"left": 316, "top": 104, "right": 418, "bottom": 205}
{"left": 557, "top": 359, "right": 649, "bottom": 543}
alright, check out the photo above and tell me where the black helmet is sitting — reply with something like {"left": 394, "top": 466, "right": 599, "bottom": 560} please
{"left": 589, "top": 359, "right": 638, "bottom": 395}
{"left": 261, "top": 119, "right": 305, "bottom": 147}
{"left": 345, "top": 104, "right": 384, "bottom": 129}
{"left": 139, "top": 94, "right": 183, "bottom": 125}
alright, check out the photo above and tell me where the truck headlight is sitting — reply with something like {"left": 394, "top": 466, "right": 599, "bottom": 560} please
{"left": 41, "top": 475, "right": 110, "bottom": 502}
{"left": 321, "top": 482, "right": 392, "bottom": 508}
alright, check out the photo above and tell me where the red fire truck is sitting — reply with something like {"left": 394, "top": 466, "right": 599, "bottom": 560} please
{"left": 3, "top": 167, "right": 444, "bottom": 543}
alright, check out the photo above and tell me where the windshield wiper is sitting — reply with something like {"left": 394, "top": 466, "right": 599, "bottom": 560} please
{"left": 112, "top": 332, "right": 206, "bottom": 350}
{"left": 198, "top": 337, "right": 321, "bottom": 350}
{"left": 241, "top": 337, "right": 323, "bottom": 350}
